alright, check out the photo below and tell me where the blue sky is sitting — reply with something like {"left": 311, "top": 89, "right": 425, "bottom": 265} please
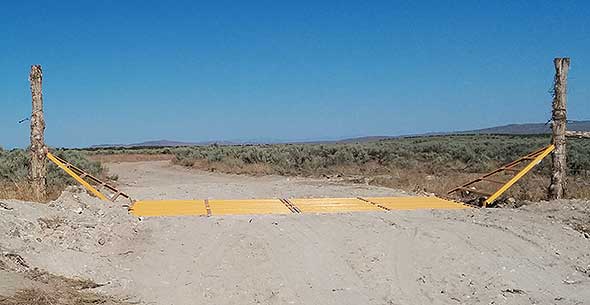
{"left": 1, "top": 1, "right": 589, "bottom": 148}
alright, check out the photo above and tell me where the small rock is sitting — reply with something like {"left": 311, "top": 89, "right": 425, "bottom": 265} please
{"left": 72, "top": 207, "right": 83, "bottom": 214}
{"left": 563, "top": 279, "right": 580, "bottom": 285}
{"left": 0, "top": 202, "right": 13, "bottom": 210}
{"left": 502, "top": 288, "right": 525, "bottom": 294}
{"left": 98, "top": 237, "right": 106, "bottom": 246}
{"left": 9, "top": 228, "right": 21, "bottom": 238}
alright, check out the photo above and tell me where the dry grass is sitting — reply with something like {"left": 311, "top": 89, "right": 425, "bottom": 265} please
{"left": 168, "top": 135, "right": 589, "bottom": 202}
{"left": 0, "top": 270, "right": 112, "bottom": 305}
{"left": 0, "top": 182, "right": 63, "bottom": 202}
{"left": 89, "top": 153, "right": 174, "bottom": 163}
{"left": 187, "top": 160, "right": 590, "bottom": 202}
{"left": 369, "top": 171, "right": 590, "bottom": 202}
{"left": 0, "top": 257, "right": 131, "bottom": 305}
{"left": 0, "top": 286, "right": 125, "bottom": 305}
{"left": 191, "top": 158, "right": 275, "bottom": 176}
{"left": 0, "top": 149, "right": 106, "bottom": 202}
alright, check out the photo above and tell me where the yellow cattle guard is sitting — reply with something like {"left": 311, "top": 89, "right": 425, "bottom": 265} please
{"left": 362, "top": 196, "right": 467, "bottom": 210}
{"left": 208, "top": 199, "right": 291, "bottom": 215}
{"left": 46, "top": 151, "right": 471, "bottom": 216}
{"left": 290, "top": 197, "right": 382, "bottom": 213}
{"left": 130, "top": 196, "right": 467, "bottom": 217}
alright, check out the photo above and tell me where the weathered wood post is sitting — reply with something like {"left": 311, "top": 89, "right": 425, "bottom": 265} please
{"left": 29, "top": 65, "right": 47, "bottom": 201}
{"left": 549, "top": 58, "right": 570, "bottom": 199}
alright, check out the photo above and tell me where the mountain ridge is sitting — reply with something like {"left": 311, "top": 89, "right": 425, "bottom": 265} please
{"left": 90, "top": 120, "right": 590, "bottom": 148}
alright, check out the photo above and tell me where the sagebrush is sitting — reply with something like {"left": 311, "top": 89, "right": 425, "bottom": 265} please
{"left": 4, "top": 135, "right": 589, "bottom": 201}
{"left": 0, "top": 148, "right": 103, "bottom": 201}
{"left": 165, "top": 135, "right": 590, "bottom": 201}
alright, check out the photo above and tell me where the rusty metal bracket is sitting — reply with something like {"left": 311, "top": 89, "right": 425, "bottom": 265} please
{"left": 448, "top": 145, "right": 555, "bottom": 207}
{"left": 47, "top": 152, "right": 132, "bottom": 203}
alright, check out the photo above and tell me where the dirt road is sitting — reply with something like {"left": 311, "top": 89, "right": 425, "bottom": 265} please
{"left": 1, "top": 161, "right": 589, "bottom": 305}
{"left": 108, "top": 160, "right": 408, "bottom": 200}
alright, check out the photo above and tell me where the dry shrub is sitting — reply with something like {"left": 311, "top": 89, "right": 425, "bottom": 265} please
{"left": 184, "top": 152, "right": 579, "bottom": 202}
{"left": 167, "top": 135, "right": 589, "bottom": 201}
{"left": 0, "top": 182, "right": 63, "bottom": 202}
{"left": 192, "top": 158, "right": 275, "bottom": 176}
{"left": 89, "top": 153, "right": 174, "bottom": 163}
{"left": 368, "top": 171, "right": 483, "bottom": 197}
{"left": 184, "top": 157, "right": 588, "bottom": 203}
{"left": 0, "top": 149, "right": 109, "bottom": 202}
{"left": 0, "top": 287, "right": 123, "bottom": 305}
{"left": 24, "top": 269, "right": 103, "bottom": 291}
{"left": 1, "top": 289, "right": 59, "bottom": 305}
{"left": 572, "top": 222, "right": 590, "bottom": 235}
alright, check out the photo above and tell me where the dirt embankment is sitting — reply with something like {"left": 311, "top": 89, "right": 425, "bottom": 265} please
{"left": 0, "top": 160, "right": 588, "bottom": 305}
{"left": 0, "top": 189, "right": 141, "bottom": 304}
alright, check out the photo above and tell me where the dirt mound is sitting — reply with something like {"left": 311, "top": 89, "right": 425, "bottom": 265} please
{"left": 0, "top": 188, "right": 143, "bottom": 303}
{"left": 0, "top": 188, "right": 139, "bottom": 259}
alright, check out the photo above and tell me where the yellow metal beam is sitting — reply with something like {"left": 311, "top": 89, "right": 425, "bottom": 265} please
{"left": 362, "top": 196, "right": 468, "bottom": 210}
{"left": 128, "top": 196, "right": 468, "bottom": 217}
{"left": 484, "top": 145, "right": 555, "bottom": 206}
{"left": 290, "top": 198, "right": 382, "bottom": 213}
{"left": 448, "top": 145, "right": 551, "bottom": 195}
{"left": 130, "top": 200, "right": 207, "bottom": 216}
{"left": 46, "top": 152, "right": 109, "bottom": 201}
{"left": 208, "top": 199, "right": 291, "bottom": 215}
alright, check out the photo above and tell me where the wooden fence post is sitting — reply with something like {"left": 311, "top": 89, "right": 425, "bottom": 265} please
{"left": 29, "top": 65, "right": 47, "bottom": 201}
{"left": 549, "top": 58, "right": 570, "bottom": 200}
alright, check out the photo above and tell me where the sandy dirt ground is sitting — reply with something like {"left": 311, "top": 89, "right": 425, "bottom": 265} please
{"left": 1, "top": 160, "right": 589, "bottom": 305}
{"left": 108, "top": 161, "right": 409, "bottom": 200}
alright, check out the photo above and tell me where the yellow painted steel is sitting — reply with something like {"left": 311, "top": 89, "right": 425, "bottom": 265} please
{"left": 208, "top": 199, "right": 291, "bottom": 215}
{"left": 484, "top": 144, "right": 555, "bottom": 205}
{"left": 46, "top": 152, "right": 109, "bottom": 201}
{"left": 129, "top": 196, "right": 467, "bottom": 217}
{"left": 290, "top": 197, "right": 382, "bottom": 213}
{"left": 363, "top": 196, "right": 468, "bottom": 210}
{"left": 130, "top": 200, "right": 207, "bottom": 216}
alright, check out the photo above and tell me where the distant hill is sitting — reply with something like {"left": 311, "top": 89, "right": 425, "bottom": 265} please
{"left": 90, "top": 120, "right": 590, "bottom": 148}
{"left": 90, "top": 137, "right": 392, "bottom": 148}
{"left": 456, "top": 120, "right": 590, "bottom": 135}
{"left": 91, "top": 139, "right": 237, "bottom": 148}
{"left": 335, "top": 120, "right": 590, "bottom": 142}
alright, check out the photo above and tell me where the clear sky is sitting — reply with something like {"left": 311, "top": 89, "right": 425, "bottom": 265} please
{"left": 1, "top": 1, "right": 589, "bottom": 148}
